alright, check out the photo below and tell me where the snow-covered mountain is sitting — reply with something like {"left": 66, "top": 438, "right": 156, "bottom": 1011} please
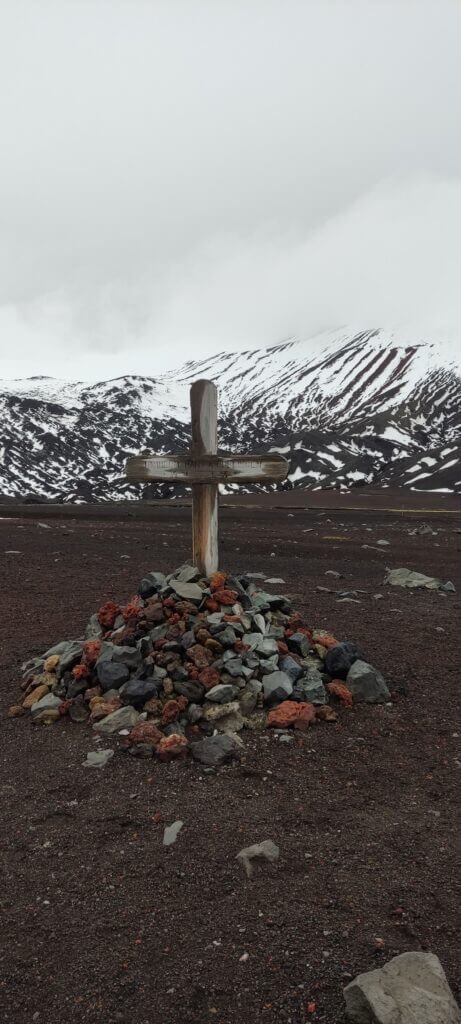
{"left": 1, "top": 328, "right": 461, "bottom": 500}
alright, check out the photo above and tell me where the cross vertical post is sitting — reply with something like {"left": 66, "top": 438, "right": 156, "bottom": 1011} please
{"left": 190, "top": 379, "right": 219, "bottom": 576}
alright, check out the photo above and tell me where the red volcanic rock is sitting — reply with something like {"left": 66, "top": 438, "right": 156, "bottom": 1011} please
{"left": 187, "top": 644, "right": 212, "bottom": 669}
{"left": 128, "top": 722, "right": 163, "bottom": 747}
{"left": 83, "top": 639, "right": 101, "bottom": 664}
{"left": 212, "top": 588, "right": 238, "bottom": 606}
{"left": 326, "top": 680, "right": 353, "bottom": 707}
{"left": 266, "top": 701, "right": 315, "bottom": 731}
{"left": 156, "top": 734, "right": 189, "bottom": 761}
{"left": 198, "top": 666, "right": 220, "bottom": 690}
{"left": 161, "top": 698, "right": 188, "bottom": 725}
{"left": 97, "top": 601, "right": 120, "bottom": 629}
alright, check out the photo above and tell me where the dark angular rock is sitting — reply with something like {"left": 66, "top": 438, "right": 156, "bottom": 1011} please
{"left": 173, "top": 678, "right": 205, "bottom": 702}
{"left": 180, "top": 630, "right": 196, "bottom": 650}
{"left": 211, "top": 626, "right": 237, "bottom": 648}
{"left": 120, "top": 677, "right": 161, "bottom": 708}
{"left": 278, "top": 656, "right": 304, "bottom": 684}
{"left": 162, "top": 721, "right": 186, "bottom": 737}
{"left": 324, "top": 641, "right": 361, "bottom": 680}
{"left": 127, "top": 743, "right": 154, "bottom": 758}
{"left": 190, "top": 734, "right": 239, "bottom": 767}
{"left": 292, "top": 669, "right": 327, "bottom": 704}
{"left": 96, "top": 661, "right": 130, "bottom": 692}
{"left": 224, "top": 658, "right": 244, "bottom": 678}
{"left": 138, "top": 572, "right": 167, "bottom": 599}
{"left": 346, "top": 660, "right": 391, "bottom": 703}
{"left": 287, "top": 632, "right": 313, "bottom": 658}
{"left": 262, "top": 671, "right": 293, "bottom": 705}
{"left": 66, "top": 677, "right": 90, "bottom": 699}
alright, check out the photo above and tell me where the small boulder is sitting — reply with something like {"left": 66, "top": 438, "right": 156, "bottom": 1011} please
{"left": 120, "top": 677, "right": 161, "bottom": 708}
{"left": 287, "top": 632, "right": 312, "bottom": 658}
{"left": 96, "top": 661, "right": 130, "bottom": 691}
{"left": 262, "top": 671, "right": 293, "bottom": 706}
{"left": 266, "top": 700, "right": 315, "bottom": 731}
{"left": 344, "top": 951, "right": 461, "bottom": 1024}
{"left": 190, "top": 734, "right": 239, "bottom": 767}
{"left": 346, "top": 660, "right": 390, "bottom": 703}
{"left": 278, "top": 655, "right": 304, "bottom": 684}
{"left": 324, "top": 641, "right": 360, "bottom": 680}
{"left": 171, "top": 580, "right": 204, "bottom": 602}
{"left": 93, "top": 706, "right": 140, "bottom": 734}
{"left": 205, "top": 684, "right": 237, "bottom": 703}
{"left": 236, "top": 839, "right": 280, "bottom": 879}
{"left": 292, "top": 669, "right": 327, "bottom": 704}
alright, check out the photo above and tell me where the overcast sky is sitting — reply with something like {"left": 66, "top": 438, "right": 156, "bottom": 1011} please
{"left": 1, "top": 0, "right": 461, "bottom": 381}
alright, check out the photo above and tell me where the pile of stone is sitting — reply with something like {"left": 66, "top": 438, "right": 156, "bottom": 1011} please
{"left": 11, "top": 566, "right": 390, "bottom": 765}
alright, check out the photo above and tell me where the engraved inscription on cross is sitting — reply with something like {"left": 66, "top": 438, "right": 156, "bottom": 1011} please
{"left": 126, "top": 379, "right": 289, "bottom": 576}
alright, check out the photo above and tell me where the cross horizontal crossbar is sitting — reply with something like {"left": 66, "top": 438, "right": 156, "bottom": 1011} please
{"left": 126, "top": 452, "right": 289, "bottom": 484}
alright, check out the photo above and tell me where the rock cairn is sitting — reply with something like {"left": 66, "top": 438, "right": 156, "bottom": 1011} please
{"left": 11, "top": 566, "right": 390, "bottom": 765}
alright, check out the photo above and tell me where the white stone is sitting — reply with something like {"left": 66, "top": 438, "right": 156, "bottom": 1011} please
{"left": 344, "top": 951, "right": 460, "bottom": 1024}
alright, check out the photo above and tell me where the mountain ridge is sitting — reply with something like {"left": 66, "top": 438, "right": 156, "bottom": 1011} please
{"left": 1, "top": 328, "right": 460, "bottom": 500}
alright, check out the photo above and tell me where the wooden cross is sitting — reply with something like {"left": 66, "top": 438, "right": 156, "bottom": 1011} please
{"left": 126, "top": 379, "right": 289, "bottom": 576}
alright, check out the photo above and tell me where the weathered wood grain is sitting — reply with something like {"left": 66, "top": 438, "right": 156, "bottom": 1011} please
{"left": 190, "top": 380, "right": 218, "bottom": 575}
{"left": 125, "top": 453, "right": 289, "bottom": 484}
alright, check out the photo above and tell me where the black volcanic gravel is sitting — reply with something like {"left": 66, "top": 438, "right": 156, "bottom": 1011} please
{"left": 0, "top": 504, "right": 460, "bottom": 1024}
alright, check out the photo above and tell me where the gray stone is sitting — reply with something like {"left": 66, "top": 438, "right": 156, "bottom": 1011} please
{"left": 43, "top": 640, "right": 84, "bottom": 676}
{"left": 344, "top": 951, "right": 460, "bottom": 1024}
{"left": 175, "top": 564, "right": 201, "bottom": 583}
{"left": 238, "top": 686, "right": 259, "bottom": 715}
{"left": 279, "top": 655, "right": 304, "bottom": 683}
{"left": 236, "top": 839, "right": 280, "bottom": 879}
{"left": 128, "top": 743, "right": 154, "bottom": 758}
{"left": 93, "top": 706, "right": 140, "bottom": 734}
{"left": 259, "top": 654, "right": 280, "bottom": 675}
{"left": 120, "top": 677, "right": 161, "bottom": 707}
{"left": 212, "top": 626, "right": 237, "bottom": 647}
{"left": 163, "top": 820, "right": 183, "bottom": 846}
{"left": 224, "top": 658, "right": 244, "bottom": 678}
{"left": 206, "top": 684, "right": 238, "bottom": 703}
{"left": 346, "top": 660, "right": 391, "bottom": 703}
{"left": 83, "top": 749, "right": 114, "bottom": 768}
{"left": 190, "top": 734, "right": 238, "bottom": 766}
{"left": 173, "top": 678, "right": 205, "bottom": 702}
{"left": 292, "top": 669, "right": 327, "bottom": 704}
{"left": 111, "top": 645, "right": 142, "bottom": 670}
{"left": 138, "top": 571, "right": 167, "bottom": 598}
{"left": 31, "top": 693, "right": 63, "bottom": 716}
{"left": 287, "top": 632, "right": 312, "bottom": 658}
{"left": 96, "top": 661, "right": 130, "bottom": 691}
{"left": 262, "top": 671, "right": 293, "bottom": 705}
{"left": 171, "top": 580, "right": 204, "bottom": 602}
{"left": 186, "top": 703, "right": 204, "bottom": 723}
{"left": 85, "top": 614, "right": 103, "bottom": 640}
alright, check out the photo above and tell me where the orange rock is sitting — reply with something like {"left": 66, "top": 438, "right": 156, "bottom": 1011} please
{"left": 198, "top": 666, "right": 220, "bottom": 690}
{"left": 206, "top": 598, "right": 220, "bottom": 612}
{"left": 319, "top": 635, "right": 339, "bottom": 650}
{"left": 213, "top": 588, "right": 238, "bottom": 606}
{"left": 128, "top": 722, "right": 163, "bottom": 747}
{"left": 8, "top": 704, "right": 26, "bottom": 718}
{"left": 121, "top": 596, "right": 142, "bottom": 620}
{"left": 22, "top": 683, "right": 49, "bottom": 709}
{"left": 161, "top": 699, "right": 182, "bottom": 725}
{"left": 72, "top": 662, "right": 89, "bottom": 679}
{"left": 43, "top": 655, "right": 60, "bottom": 672}
{"left": 266, "top": 701, "right": 315, "bottom": 731}
{"left": 156, "top": 734, "right": 189, "bottom": 761}
{"left": 97, "top": 600, "right": 121, "bottom": 629}
{"left": 83, "top": 640, "right": 101, "bottom": 664}
{"left": 326, "top": 680, "right": 353, "bottom": 707}
{"left": 210, "top": 571, "right": 226, "bottom": 592}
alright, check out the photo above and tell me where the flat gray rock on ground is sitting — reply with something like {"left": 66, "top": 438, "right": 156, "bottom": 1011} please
{"left": 344, "top": 951, "right": 460, "bottom": 1024}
